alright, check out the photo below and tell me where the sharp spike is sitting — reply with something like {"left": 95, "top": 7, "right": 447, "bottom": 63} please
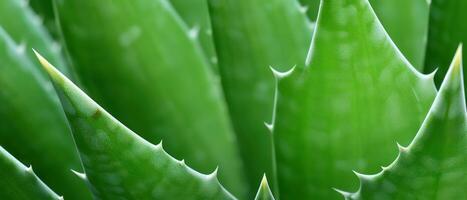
{"left": 299, "top": 5, "right": 308, "bottom": 14}
{"left": 264, "top": 122, "right": 274, "bottom": 132}
{"left": 269, "top": 65, "right": 296, "bottom": 79}
{"left": 188, "top": 26, "right": 200, "bottom": 40}
{"left": 71, "top": 169, "right": 87, "bottom": 180}
{"left": 333, "top": 188, "right": 352, "bottom": 198}
{"left": 16, "top": 42, "right": 26, "bottom": 54}
{"left": 26, "top": 165, "right": 33, "bottom": 173}
{"left": 397, "top": 142, "right": 408, "bottom": 153}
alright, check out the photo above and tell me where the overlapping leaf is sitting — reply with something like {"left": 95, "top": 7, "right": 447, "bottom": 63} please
{"left": 0, "top": 29, "right": 91, "bottom": 199}
{"left": 341, "top": 46, "right": 467, "bottom": 200}
{"left": 36, "top": 53, "right": 236, "bottom": 200}
{"left": 425, "top": 0, "right": 467, "bottom": 87}
{"left": 0, "top": 146, "right": 61, "bottom": 200}
{"left": 273, "top": 0, "right": 436, "bottom": 199}
{"left": 53, "top": 0, "right": 246, "bottom": 196}
{"left": 207, "top": 0, "right": 312, "bottom": 195}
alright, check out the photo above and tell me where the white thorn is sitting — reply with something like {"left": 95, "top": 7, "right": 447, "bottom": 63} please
{"left": 397, "top": 142, "right": 408, "bottom": 152}
{"left": 352, "top": 170, "right": 376, "bottom": 181}
{"left": 333, "top": 188, "right": 352, "bottom": 198}
{"left": 58, "top": 196, "right": 64, "bottom": 200}
{"left": 16, "top": 42, "right": 26, "bottom": 54}
{"left": 179, "top": 159, "right": 185, "bottom": 165}
{"left": 26, "top": 165, "right": 33, "bottom": 173}
{"left": 188, "top": 26, "right": 200, "bottom": 40}
{"left": 264, "top": 122, "right": 274, "bottom": 132}
{"left": 208, "top": 166, "right": 219, "bottom": 179}
{"left": 71, "top": 169, "right": 87, "bottom": 180}
{"left": 426, "top": 68, "right": 438, "bottom": 81}
{"left": 299, "top": 5, "right": 308, "bottom": 14}
{"left": 269, "top": 65, "right": 296, "bottom": 79}
{"left": 381, "top": 165, "right": 389, "bottom": 171}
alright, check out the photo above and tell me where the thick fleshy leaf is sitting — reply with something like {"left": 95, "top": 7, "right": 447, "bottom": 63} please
{"left": 370, "top": 0, "right": 429, "bottom": 70}
{"left": 273, "top": 0, "right": 436, "bottom": 199}
{"left": 0, "top": 29, "right": 91, "bottom": 199}
{"left": 169, "top": 0, "right": 218, "bottom": 71}
{"left": 425, "top": 0, "right": 467, "bottom": 88}
{"left": 36, "top": 52, "right": 236, "bottom": 200}
{"left": 254, "top": 175, "right": 275, "bottom": 200}
{"left": 343, "top": 46, "right": 467, "bottom": 200}
{"left": 208, "top": 0, "right": 312, "bottom": 194}
{"left": 54, "top": 0, "right": 246, "bottom": 196}
{"left": 0, "top": 146, "right": 61, "bottom": 200}
{"left": 0, "top": 0, "right": 69, "bottom": 75}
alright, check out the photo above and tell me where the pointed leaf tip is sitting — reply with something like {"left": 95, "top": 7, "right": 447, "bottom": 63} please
{"left": 254, "top": 174, "right": 275, "bottom": 200}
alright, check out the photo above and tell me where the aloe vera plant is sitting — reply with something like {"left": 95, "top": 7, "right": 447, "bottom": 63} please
{"left": 1, "top": 0, "right": 466, "bottom": 199}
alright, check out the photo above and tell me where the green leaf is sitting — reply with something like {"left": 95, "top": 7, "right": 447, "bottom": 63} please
{"left": 0, "top": 0, "right": 70, "bottom": 76}
{"left": 370, "top": 0, "right": 429, "bottom": 70}
{"left": 425, "top": 0, "right": 467, "bottom": 88}
{"left": 168, "top": 0, "right": 218, "bottom": 71}
{"left": 341, "top": 45, "right": 467, "bottom": 200}
{"left": 0, "top": 146, "right": 62, "bottom": 200}
{"left": 273, "top": 0, "right": 437, "bottom": 199}
{"left": 254, "top": 175, "right": 275, "bottom": 200}
{"left": 0, "top": 29, "right": 92, "bottom": 199}
{"left": 35, "top": 52, "right": 237, "bottom": 200}
{"left": 53, "top": 0, "right": 246, "bottom": 196}
{"left": 207, "top": 0, "right": 312, "bottom": 195}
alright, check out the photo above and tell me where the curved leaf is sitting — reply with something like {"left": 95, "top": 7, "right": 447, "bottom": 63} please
{"left": 53, "top": 0, "right": 246, "bottom": 196}
{"left": 343, "top": 46, "right": 467, "bottom": 200}
{"left": 273, "top": 0, "right": 436, "bottom": 199}
{"left": 0, "top": 29, "right": 91, "bottom": 199}
{"left": 207, "top": 0, "right": 312, "bottom": 194}
{"left": 35, "top": 52, "right": 236, "bottom": 200}
{"left": 0, "top": 146, "right": 61, "bottom": 200}
{"left": 254, "top": 175, "right": 275, "bottom": 200}
{"left": 425, "top": 0, "right": 467, "bottom": 88}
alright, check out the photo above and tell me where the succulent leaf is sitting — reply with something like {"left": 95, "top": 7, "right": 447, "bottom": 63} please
{"left": 273, "top": 0, "right": 437, "bottom": 199}
{"left": 425, "top": 0, "right": 467, "bottom": 88}
{"left": 0, "top": 29, "right": 92, "bottom": 199}
{"left": 207, "top": 0, "right": 312, "bottom": 194}
{"left": 0, "top": 146, "right": 62, "bottom": 200}
{"left": 35, "top": 52, "right": 237, "bottom": 200}
{"left": 254, "top": 175, "right": 275, "bottom": 200}
{"left": 53, "top": 0, "right": 246, "bottom": 196}
{"left": 343, "top": 46, "right": 467, "bottom": 200}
